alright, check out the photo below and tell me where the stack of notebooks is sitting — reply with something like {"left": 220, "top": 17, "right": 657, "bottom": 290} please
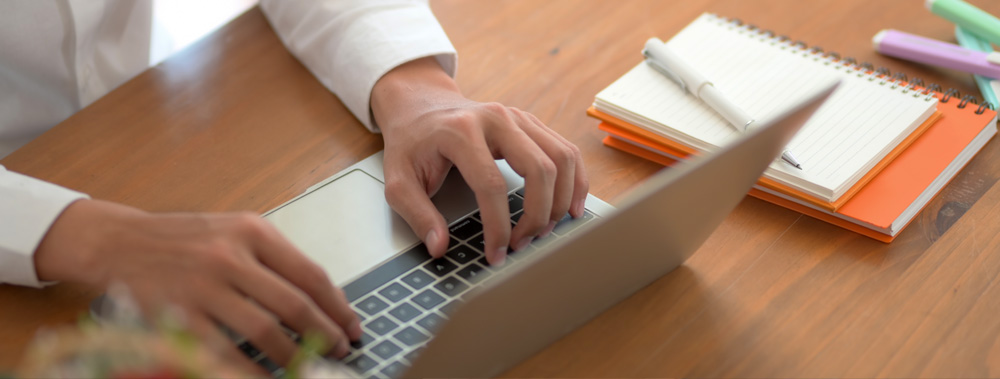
{"left": 590, "top": 13, "right": 998, "bottom": 242}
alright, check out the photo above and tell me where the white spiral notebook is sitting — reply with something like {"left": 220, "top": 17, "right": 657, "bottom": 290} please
{"left": 594, "top": 13, "right": 939, "bottom": 204}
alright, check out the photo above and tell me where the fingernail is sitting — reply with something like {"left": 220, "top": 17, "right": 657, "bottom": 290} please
{"left": 516, "top": 236, "right": 533, "bottom": 251}
{"left": 574, "top": 200, "right": 586, "bottom": 217}
{"left": 349, "top": 320, "right": 363, "bottom": 340}
{"left": 492, "top": 247, "right": 507, "bottom": 266}
{"left": 540, "top": 220, "right": 557, "bottom": 237}
{"left": 426, "top": 229, "right": 441, "bottom": 251}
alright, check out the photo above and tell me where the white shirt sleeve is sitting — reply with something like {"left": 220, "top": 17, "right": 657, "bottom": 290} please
{"left": 259, "top": 0, "right": 458, "bottom": 132}
{"left": 0, "top": 165, "right": 89, "bottom": 288}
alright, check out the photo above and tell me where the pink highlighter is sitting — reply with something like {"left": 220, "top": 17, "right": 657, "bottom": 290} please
{"left": 874, "top": 29, "right": 1000, "bottom": 79}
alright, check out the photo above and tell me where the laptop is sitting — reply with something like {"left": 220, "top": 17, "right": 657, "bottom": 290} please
{"left": 260, "top": 81, "right": 835, "bottom": 378}
{"left": 91, "top": 83, "right": 835, "bottom": 377}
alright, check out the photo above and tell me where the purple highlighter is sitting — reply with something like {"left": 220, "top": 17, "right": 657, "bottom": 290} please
{"left": 873, "top": 29, "right": 1000, "bottom": 79}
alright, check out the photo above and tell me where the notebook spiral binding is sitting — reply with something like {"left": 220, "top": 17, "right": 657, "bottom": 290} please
{"left": 712, "top": 14, "right": 995, "bottom": 115}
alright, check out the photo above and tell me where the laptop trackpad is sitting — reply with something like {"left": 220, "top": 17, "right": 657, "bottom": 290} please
{"left": 265, "top": 170, "right": 420, "bottom": 286}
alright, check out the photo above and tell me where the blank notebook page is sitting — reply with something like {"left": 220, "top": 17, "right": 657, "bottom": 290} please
{"left": 595, "top": 13, "right": 937, "bottom": 201}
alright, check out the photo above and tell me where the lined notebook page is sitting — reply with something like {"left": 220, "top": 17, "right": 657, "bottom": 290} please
{"left": 594, "top": 13, "right": 938, "bottom": 201}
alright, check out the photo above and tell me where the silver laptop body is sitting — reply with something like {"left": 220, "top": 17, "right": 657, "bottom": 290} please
{"left": 265, "top": 84, "right": 835, "bottom": 377}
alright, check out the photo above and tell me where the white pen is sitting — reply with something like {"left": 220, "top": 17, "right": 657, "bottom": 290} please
{"left": 642, "top": 37, "right": 803, "bottom": 169}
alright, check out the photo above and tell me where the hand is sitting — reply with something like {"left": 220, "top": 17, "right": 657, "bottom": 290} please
{"left": 33, "top": 199, "right": 361, "bottom": 371}
{"left": 372, "top": 57, "right": 589, "bottom": 265}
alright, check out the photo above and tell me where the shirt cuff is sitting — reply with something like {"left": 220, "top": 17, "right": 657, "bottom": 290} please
{"left": 0, "top": 165, "right": 89, "bottom": 288}
{"left": 320, "top": 4, "right": 459, "bottom": 132}
{"left": 261, "top": 0, "right": 458, "bottom": 133}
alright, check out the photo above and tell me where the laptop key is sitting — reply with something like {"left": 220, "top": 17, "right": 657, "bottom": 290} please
{"left": 401, "top": 269, "right": 434, "bottom": 290}
{"left": 478, "top": 254, "right": 513, "bottom": 270}
{"left": 350, "top": 332, "right": 375, "bottom": 350}
{"left": 258, "top": 358, "right": 283, "bottom": 376}
{"left": 477, "top": 255, "right": 502, "bottom": 270}
{"left": 381, "top": 360, "right": 409, "bottom": 378}
{"left": 371, "top": 340, "right": 403, "bottom": 360}
{"left": 356, "top": 296, "right": 389, "bottom": 316}
{"left": 345, "top": 353, "right": 378, "bottom": 373}
{"left": 365, "top": 316, "right": 399, "bottom": 336}
{"left": 468, "top": 234, "right": 486, "bottom": 253}
{"left": 448, "top": 218, "right": 483, "bottom": 241}
{"left": 404, "top": 347, "right": 423, "bottom": 364}
{"left": 515, "top": 187, "right": 525, "bottom": 197}
{"left": 424, "top": 258, "right": 458, "bottom": 277}
{"left": 507, "top": 194, "right": 524, "bottom": 214}
{"left": 415, "top": 312, "right": 446, "bottom": 333}
{"left": 378, "top": 283, "right": 412, "bottom": 303}
{"left": 413, "top": 289, "right": 446, "bottom": 310}
{"left": 393, "top": 326, "right": 430, "bottom": 347}
{"left": 456, "top": 263, "right": 491, "bottom": 284}
{"left": 445, "top": 245, "right": 479, "bottom": 264}
{"left": 237, "top": 340, "right": 263, "bottom": 361}
{"left": 343, "top": 244, "right": 433, "bottom": 302}
{"left": 440, "top": 300, "right": 464, "bottom": 316}
{"left": 511, "top": 210, "right": 524, "bottom": 224}
{"left": 468, "top": 219, "right": 511, "bottom": 242}
{"left": 388, "top": 302, "right": 421, "bottom": 323}
{"left": 434, "top": 276, "right": 469, "bottom": 297}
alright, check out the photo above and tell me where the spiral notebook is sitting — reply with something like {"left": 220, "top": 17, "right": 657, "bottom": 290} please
{"left": 593, "top": 13, "right": 940, "bottom": 209}
{"left": 590, "top": 13, "right": 999, "bottom": 242}
{"left": 596, "top": 93, "right": 997, "bottom": 241}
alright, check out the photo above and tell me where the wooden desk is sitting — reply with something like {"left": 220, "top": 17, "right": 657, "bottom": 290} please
{"left": 2, "top": 0, "right": 999, "bottom": 376}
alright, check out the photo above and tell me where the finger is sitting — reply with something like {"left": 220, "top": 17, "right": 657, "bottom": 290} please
{"left": 439, "top": 125, "right": 511, "bottom": 265}
{"left": 515, "top": 110, "right": 576, "bottom": 227}
{"left": 492, "top": 109, "right": 558, "bottom": 250}
{"left": 245, "top": 217, "right": 362, "bottom": 343}
{"left": 525, "top": 112, "right": 589, "bottom": 218}
{"left": 205, "top": 286, "right": 300, "bottom": 366}
{"left": 383, "top": 168, "right": 450, "bottom": 257}
{"left": 233, "top": 262, "right": 351, "bottom": 358}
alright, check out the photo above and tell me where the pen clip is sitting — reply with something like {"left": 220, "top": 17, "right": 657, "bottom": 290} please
{"left": 642, "top": 50, "right": 687, "bottom": 92}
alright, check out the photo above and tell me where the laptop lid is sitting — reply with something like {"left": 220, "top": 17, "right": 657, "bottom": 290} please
{"left": 404, "top": 82, "right": 837, "bottom": 378}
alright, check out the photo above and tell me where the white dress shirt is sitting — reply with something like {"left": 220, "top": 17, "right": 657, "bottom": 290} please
{"left": 0, "top": 0, "right": 457, "bottom": 287}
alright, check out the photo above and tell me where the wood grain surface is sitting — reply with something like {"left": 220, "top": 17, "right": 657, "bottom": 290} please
{"left": 2, "top": 0, "right": 999, "bottom": 376}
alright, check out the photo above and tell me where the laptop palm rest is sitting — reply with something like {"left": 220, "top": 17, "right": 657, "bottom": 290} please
{"left": 266, "top": 170, "right": 420, "bottom": 286}
{"left": 266, "top": 161, "right": 523, "bottom": 287}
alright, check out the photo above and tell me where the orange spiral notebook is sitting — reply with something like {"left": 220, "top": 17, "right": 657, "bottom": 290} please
{"left": 589, "top": 13, "right": 998, "bottom": 242}
{"left": 596, "top": 93, "right": 997, "bottom": 242}
{"left": 588, "top": 106, "right": 942, "bottom": 212}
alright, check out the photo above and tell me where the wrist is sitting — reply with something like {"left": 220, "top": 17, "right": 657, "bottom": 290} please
{"left": 371, "top": 57, "right": 465, "bottom": 135}
{"left": 34, "top": 199, "right": 141, "bottom": 285}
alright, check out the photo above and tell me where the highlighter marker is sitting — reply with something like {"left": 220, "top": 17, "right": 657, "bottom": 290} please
{"left": 873, "top": 29, "right": 1000, "bottom": 79}
{"left": 927, "top": 0, "right": 1000, "bottom": 47}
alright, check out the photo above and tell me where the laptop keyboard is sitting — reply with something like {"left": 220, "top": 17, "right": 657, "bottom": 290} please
{"left": 241, "top": 187, "right": 596, "bottom": 378}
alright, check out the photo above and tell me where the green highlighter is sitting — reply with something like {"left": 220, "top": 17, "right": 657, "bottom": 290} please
{"left": 955, "top": 26, "right": 999, "bottom": 107}
{"left": 927, "top": 0, "right": 1000, "bottom": 46}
